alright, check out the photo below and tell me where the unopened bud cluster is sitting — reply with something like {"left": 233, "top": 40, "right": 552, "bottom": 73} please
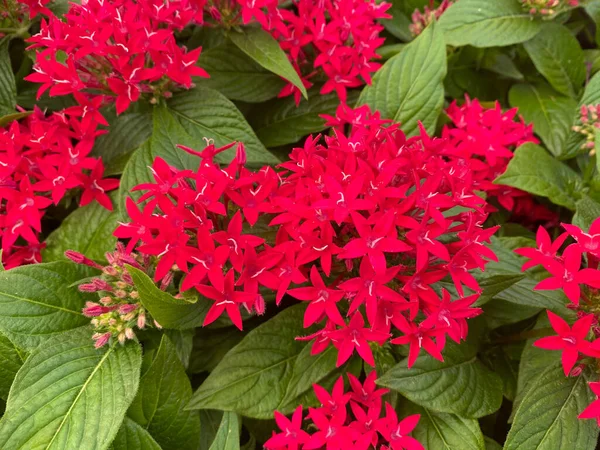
{"left": 66, "top": 244, "right": 161, "bottom": 348}
{"left": 520, "top": 0, "right": 579, "bottom": 17}
{"left": 409, "top": 0, "right": 453, "bottom": 37}
{"left": 573, "top": 104, "right": 600, "bottom": 152}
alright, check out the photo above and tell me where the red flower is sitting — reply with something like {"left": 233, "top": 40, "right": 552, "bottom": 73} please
{"left": 579, "top": 382, "right": 600, "bottom": 423}
{"left": 340, "top": 211, "right": 411, "bottom": 275}
{"left": 377, "top": 405, "right": 424, "bottom": 450}
{"left": 195, "top": 270, "right": 254, "bottom": 330}
{"left": 264, "top": 406, "right": 310, "bottom": 450}
{"left": 329, "top": 312, "right": 390, "bottom": 367}
{"left": 534, "top": 311, "right": 597, "bottom": 376}
{"left": 535, "top": 244, "right": 600, "bottom": 304}
{"left": 288, "top": 265, "right": 345, "bottom": 327}
{"left": 78, "top": 160, "right": 119, "bottom": 210}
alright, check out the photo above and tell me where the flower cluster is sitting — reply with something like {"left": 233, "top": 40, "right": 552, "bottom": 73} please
{"left": 520, "top": 0, "right": 579, "bottom": 17}
{"left": 25, "top": 0, "right": 208, "bottom": 114}
{"left": 115, "top": 103, "right": 498, "bottom": 367}
{"left": 573, "top": 104, "right": 600, "bottom": 152}
{"left": 409, "top": 0, "right": 453, "bottom": 37}
{"left": 1, "top": 0, "right": 39, "bottom": 37}
{"left": 516, "top": 220, "right": 600, "bottom": 423}
{"left": 442, "top": 97, "right": 556, "bottom": 226}
{"left": 262, "top": 0, "right": 391, "bottom": 103}
{"left": 0, "top": 109, "right": 117, "bottom": 268}
{"left": 66, "top": 245, "right": 162, "bottom": 348}
{"left": 265, "top": 372, "right": 424, "bottom": 450}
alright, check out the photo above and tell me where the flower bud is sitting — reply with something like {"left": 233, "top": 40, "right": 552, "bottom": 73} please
{"left": 125, "top": 328, "right": 135, "bottom": 340}
{"left": 93, "top": 332, "right": 111, "bottom": 349}
{"left": 137, "top": 312, "right": 146, "bottom": 329}
{"left": 119, "top": 303, "right": 137, "bottom": 315}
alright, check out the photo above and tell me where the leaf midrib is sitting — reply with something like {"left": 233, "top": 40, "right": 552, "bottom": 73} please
{"left": 44, "top": 347, "right": 114, "bottom": 449}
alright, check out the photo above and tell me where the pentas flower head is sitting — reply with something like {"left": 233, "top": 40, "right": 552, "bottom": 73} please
{"left": 117, "top": 103, "right": 497, "bottom": 368}
{"left": 25, "top": 0, "right": 209, "bottom": 115}
{"left": 573, "top": 104, "right": 600, "bottom": 151}
{"left": 251, "top": 0, "right": 391, "bottom": 104}
{"left": 66, "top": 244, "right": 163, "bottom": 348}
{"left": 265, "top": 373, "right": 424, "bottom": 450}
{"left": 409, "top": 0, "right": 453, "bottom": 37}
{"left": 0, "top": 109, "right": 117, "bottom": 268}
{"left": 442, "top": 97, "right": 557, "bottom": 228}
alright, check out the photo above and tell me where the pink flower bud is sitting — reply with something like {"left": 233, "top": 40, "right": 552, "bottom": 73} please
{"left": 254, "top": 295, "right": 266, "bottom": 315}
{"left": 137, "top": 312, "right": 146, "bottom": 329}
{"left": 93, "top": 332, "right": 111, "bottom": 348}
{"left": 570, "top": 364, "right": 585, "bottom": 377}
{"left": 93, "top": 278, "right": 113, "bottom": 291}
{"left": 65, "top": 250, "right": 103, "bottom": 269}
{"left": 79, "top": 283, "right": 99, "bottom": 293}
{"left": 83, "top": 302, "right": 105, "bottom": 317}
{"left": 160, "top": 272, "right": 173, "bottom": 291}
{"left": 119, "top": 304, "right": 138, "bottom": 315}
{"left": 153, "top": 320, "right": 162, "bottom": 329}
{"left": 103, "top": 266, "right": 118, "bottom": 277}
{"left": 235, "top": 143, "right": 247, "bottom": 165}
{"left": 125, "top": 328, "right": 135, "bottom": 340}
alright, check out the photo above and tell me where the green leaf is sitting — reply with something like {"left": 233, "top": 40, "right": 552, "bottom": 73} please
{"left": 0, "top": 111, "right": 31, "bottom": 128}
{"left": 209, "top": 411, "right": 240, "bottom": 450}
{"left": 187, "top": 304, "right": 336, "bottom": 419}
{"left": 118, "top": 141, "right": 154, "bottom": 213}
{"left": 150, "top": 106, "right": 200, "bottom": 170}
{"left": 358, "top": 21, "right": 447, "bottom": 137}
{"left": 200, "top": 410, "right": 224, "bottom": 450}
{"left": 196, "top": 40, "right": 285, "bottom": 103}
{"left": 0, "top": 262, "right": 97, "bottom": 350}
{"left": 377, "top": 337, "right": 503, "bottom": 418}
{"left": 483, "top": 299, "right": 541, "bottom": 329}
{"left": 510, "top": 314, "right": 561, "bottom": 422}
{"left": 42, "top": 200, "right": 117, "bottom": 263}
{"left": 400, "top": 401, "right": 485, "bottom": 450}
{"left": 251, "top": 89, "right": 359, "bottom": 148}
{"left": 128, "top": 336, "right": 200, "bottom": 450}
{"left": 0, "top": 333, "right": 25, "bottom": 401}
{"left": 127, "top": 265, "right": 210, "bottom": 330}
{"left": 481, "top": 347, "right": 518, "bottom": 401}
{"left": 508, "top": 83, "right": 577, "bottom": 157}
{"left": 167, "top": 87, "right": 279, "bottom": 167}
{"left": 380, "top": 5, "right": 412, "bottom": 41}
{"left": 474, "top": 273, "right": 526, "bottom": 306}
{"left": 93, "top": 112, "right": 153, "bottom": 175}
{"left": 109, "top": 418, "right": 162, "bottom": 450}
{"left": 439, "top": 0, "right": 542, "bottom": 48}
{"left": 229, "top": 28, "right": 307, "bottom": 100}
{"left": 494, "top": 143, "right": 583, "bottom": 210}
{"left": 485, "top": 437, "right": 503, "bottom": 450}
{"left": 0, "top": 37, "right": 16, "bottom": 116}
{"left": 189, "top": 326, "right": 245, "bottom": 374}
{"left": 278, "top": 344, "right": 338, "bottom": 412}
{"left": 0, "top": 330, "right": 142, "bottom": 450}
{"left": 523, "top": 23, "right": 585, "bottom": 98}
{"left": 573, "top": 195, "right": 600, "bottom": 230}
{"left": 164, "top": 329, "right": 195, "bottom": 369}
{"left": 505, "top": 364, "right": 599, "bottom": 450}
{"left": 482, "top": 237, "right": 573, "bottom": 319}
